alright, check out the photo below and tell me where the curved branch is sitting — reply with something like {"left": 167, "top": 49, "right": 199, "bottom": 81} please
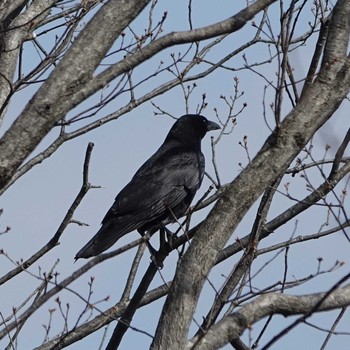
{"left": 0, "top": 0, "right": 276, "bottom": 192}
{"left": 0, "top": 142, "right": 95, "bottom": 285}
{"left": 187, "top": 282, "right": 350, "bottom": 349}
{"left": 0, "top": 0, "right": 151, "bottom": 190}
{"left": 151, "top": 1, "right": 350, "bottom": 347}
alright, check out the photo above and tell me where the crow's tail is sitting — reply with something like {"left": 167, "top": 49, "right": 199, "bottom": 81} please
{"left": 75, "top": 222, "right": 125, "bottom": 260}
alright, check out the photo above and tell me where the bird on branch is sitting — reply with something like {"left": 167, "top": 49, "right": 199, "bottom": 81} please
{"left": 75, "top": 114, "right": 220, "bottom": 260}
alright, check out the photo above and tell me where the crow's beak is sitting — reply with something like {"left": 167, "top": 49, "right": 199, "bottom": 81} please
{"left": 206, "top": 120, "right": 220, "bottom": 131}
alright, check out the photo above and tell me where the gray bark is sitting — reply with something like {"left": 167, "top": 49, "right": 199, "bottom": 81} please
{"left": 0, "top": 0, "right": 275, "bottom": 192}
{"left": 0, "top": 0, "right": 54, "bottom": 125}
{"left": 0, "top": 0, "right": 151, "bottom": 190}
{"left": 187, "top": 284, "right": 350, "bottom": 349}
{"left": 151, "top": 1, "right": 350, "bottom": 349}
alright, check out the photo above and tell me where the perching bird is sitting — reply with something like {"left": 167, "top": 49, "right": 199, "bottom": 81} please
{"left": 75, "top": 114, "right": 220, "bottom": 259}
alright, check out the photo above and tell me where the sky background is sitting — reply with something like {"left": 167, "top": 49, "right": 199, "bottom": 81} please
{"left": 0, "top": 1, "right": 349, "bottom": 349}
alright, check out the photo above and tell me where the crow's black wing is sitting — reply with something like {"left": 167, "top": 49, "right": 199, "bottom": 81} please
{"left": 102, "top": 146, "right": 204, "bottom": 228}
{"left": 75, "top": 147, "right": 204, "bottom": 258}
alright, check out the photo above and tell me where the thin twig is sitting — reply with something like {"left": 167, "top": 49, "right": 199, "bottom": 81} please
{"left": 0, "top": 142, "right": 95, "bottom": 285}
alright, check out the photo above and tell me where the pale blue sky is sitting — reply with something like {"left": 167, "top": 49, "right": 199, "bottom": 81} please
{"left": 1, "top": 1, "right": 349, "bottom": 349}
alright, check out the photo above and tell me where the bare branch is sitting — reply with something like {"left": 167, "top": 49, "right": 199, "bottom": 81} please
{"left": 0, "top": 142, "right": 95, "bottom": 285}
{"left": 187, "top": 282, "right": 350, "bottom": 349}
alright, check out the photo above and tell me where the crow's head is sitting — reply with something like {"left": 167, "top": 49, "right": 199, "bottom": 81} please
{"left": 166, "top": 114, "right": 220, "bottom": 146}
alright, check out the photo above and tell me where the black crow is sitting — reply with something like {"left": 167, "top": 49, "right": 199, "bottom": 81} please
{"left": 75, "top": 114, "right": 220, "bottom": 259}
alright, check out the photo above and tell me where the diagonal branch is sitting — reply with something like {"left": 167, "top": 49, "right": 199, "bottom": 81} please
{"left": 195, "top": 176, "right": 282, "bottom": 338}
{"left": 0, "top": 142, "right": 95, "bottom": 286}
{"left": 0, "top": 0, "right": 151, "bottom": 191}
{"left": 187, "top": 280, "right": 350, "bottom": 350}
{"left": 105, "top": 242, "right": 171, "bottom": 349}
{"left": 0, "top": 0, "right": 276, "bottom": 192}
{"left": 151, "top": 1, "right": 350, "bottom": 347}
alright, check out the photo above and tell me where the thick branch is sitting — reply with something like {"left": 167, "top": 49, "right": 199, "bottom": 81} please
{"left": 0, "top": 0, "right": 55, "bottom": 124}
{"left": 0, "top": 0, "right": 151, "bottom": 190}
{"left": 187, "top": 283, "right": 350, "bottom": 349}
{"left": 197, "top": 176, "right": 281, "bottom": 335}
{"left": 0, "top": 0, "right": 275, "bottom": 192}
{"left": 151, "top": 2, "right": 350, "bottom": 348}
{"left": 322, "top": 0, "right": 350, "bottom": 71}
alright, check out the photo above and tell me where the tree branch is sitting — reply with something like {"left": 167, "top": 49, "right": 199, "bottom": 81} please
{"left": 151, "top": 1, "right": 350, "bottom": 347}
{"left": 187, "top": 282, "right": 350, "bottom": 349}
{"left": 0, "top": 0, "right": 151, "bottom": 190}
{"left": 0, "top": 142, "right": 94, "bottom": 285}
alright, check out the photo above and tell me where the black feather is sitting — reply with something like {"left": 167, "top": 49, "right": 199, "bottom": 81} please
{"left": 75, "top": 114, "right": 220, "bottom": 259}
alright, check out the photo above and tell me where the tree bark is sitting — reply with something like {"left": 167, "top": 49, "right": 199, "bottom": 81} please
{"left": 151, "top": 1, "right": 350, "bottom": 348}
{"left": 0, "top": 0, "right": 151, "bottom": 190}
{"left": 187, "top": 284, "right": 350, "bottom": 349}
